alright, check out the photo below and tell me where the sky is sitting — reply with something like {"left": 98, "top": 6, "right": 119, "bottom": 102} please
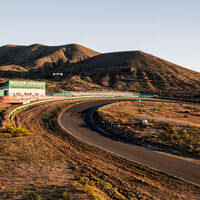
{"left": 0, "top": 0, "right": 200, "bottom": 72}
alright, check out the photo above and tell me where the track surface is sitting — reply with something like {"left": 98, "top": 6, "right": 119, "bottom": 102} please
{"left": 59, "top": 99, "right": 200, "bottom": 185}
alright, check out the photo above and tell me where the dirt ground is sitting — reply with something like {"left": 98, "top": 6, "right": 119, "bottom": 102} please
{"left": 0, "top": 100, "right": 91, "bottom": 199}
{"left": 96, "top": 101, "right": 200, "bottom": 158}
{"left": 0, "top": 99, "right": 200, "bottom": 199}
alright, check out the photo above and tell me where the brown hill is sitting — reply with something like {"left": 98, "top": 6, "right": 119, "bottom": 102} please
{"left": 0, "top": 43, "right": 100, "bottom": 71}
{"left": 0, "top": 44, "right": 199, "bottom": 95}
{"left": 60, "top": 51, "right": 200, "bottom": 93}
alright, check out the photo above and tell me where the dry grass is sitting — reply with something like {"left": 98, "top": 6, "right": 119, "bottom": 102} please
{"left": 0, "top": 100, "right": 199, "bottom": 199}
{"left": 95, "top": 101, "right": 200, "bottom": 158}
{"left": 0, "top": 104, "right": 10, "bottom": 129}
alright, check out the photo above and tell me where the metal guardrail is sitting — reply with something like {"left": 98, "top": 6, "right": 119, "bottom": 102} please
{"left": 8, "top": 95, "right": 139, "bottom": 119}
{"left": 49, "top": 91, "right": 139, "bottom": 97}
{"left": 51, "top": 94, "right": 72, "bottom": 96}
{"left": 139, "top": 94, "right": 155, "bottom": 98}
{"left": 9, "top": 96, "right": 84, "bottom": 119}
{"left": 8, "top": 93, "right": 154, "bottom": 123}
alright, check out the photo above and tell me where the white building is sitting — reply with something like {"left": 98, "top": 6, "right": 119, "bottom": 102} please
{"left": 3, "top": 80, "right": 46, "bottom": 97}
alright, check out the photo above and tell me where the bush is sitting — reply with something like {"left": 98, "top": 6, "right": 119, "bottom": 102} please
{"left": 0, "top": 110, "right": 5, "bottom": 117}
{"left": 35, "top": 194, "right": 43, "bottom": 200}
{"left": 6, "top": 128, "right": 30, "bottom": 137}
{"left": 188, "top": 144, "right": 193, "bottom": 151}
{"left": 183, "top": 130, "right": 187, "bottom": 134}
{"left": 83, "top": 185, "right": 103, "bottom": 200}
{"left": 80, "top": 176, "right": 90, "bottom": 185}
{"left": 62, "top": 191, "right": 72, "bottom": 199}
{"left": 0, "top": 133, "right": 12, "bottom": 139}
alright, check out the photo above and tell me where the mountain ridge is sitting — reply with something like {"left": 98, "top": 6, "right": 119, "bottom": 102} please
{"left": 59, "top": 50, "right": 200, "bottom": 92}
{"left": 0, "top": 43, "right": 100, "bottom": 70}
{"left": 0, "top": 43, "right": 199, "bottom": 94}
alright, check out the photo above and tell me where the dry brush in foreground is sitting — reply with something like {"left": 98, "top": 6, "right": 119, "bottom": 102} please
{"left": 0, "top": 100, "right": 199, "bottom": 199}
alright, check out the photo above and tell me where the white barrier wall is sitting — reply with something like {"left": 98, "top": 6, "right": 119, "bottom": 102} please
{"left": 7, "top": 88, "right": 45, "bottom": 97}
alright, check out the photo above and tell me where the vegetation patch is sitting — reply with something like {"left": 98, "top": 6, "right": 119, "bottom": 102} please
{"left": 72, "top": 176, "right": 125, "bottom": 200}
{"left": 0, "top": 127, "right": 30, "bottom": 138}
{"left": 0, "top": 103, "right": 31, "bottom": 138}
{"left": 0, "top": 104, "right": 10, "bottom": 128}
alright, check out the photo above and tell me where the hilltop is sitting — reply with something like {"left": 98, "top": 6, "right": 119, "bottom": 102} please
{"left": 60, "top": 50, "right": 200, "bottom": 93}
{"left": 0, "top": 44, "right": 200, "bottom": 95}
{"left": 0, "top": 43, "right": 100, "bottom": 71}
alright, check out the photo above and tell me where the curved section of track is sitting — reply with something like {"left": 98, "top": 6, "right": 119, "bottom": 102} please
{"left": 58, "top": 99, "right": 200, "bottom": 185}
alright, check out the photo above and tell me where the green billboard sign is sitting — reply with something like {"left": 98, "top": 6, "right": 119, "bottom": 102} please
{"left": 3, "top": 80, "right": 46, "bottom": 89}
{"left": 0, "top": 90, "right": 4, "bottom": 96}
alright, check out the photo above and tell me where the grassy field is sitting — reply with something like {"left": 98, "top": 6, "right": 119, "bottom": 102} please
{"left": 94, "top": 101, "right": 200, "bottom": 158}
{"left": 0, "top": 100, "right": 200, "bottom": 199}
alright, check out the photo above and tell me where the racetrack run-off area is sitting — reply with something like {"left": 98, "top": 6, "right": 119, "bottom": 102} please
{"left": 58, "top": 99, "right": 200, "bottom": 185}
{"left": 1, "top": 97, "right": 200, "bottom": 199}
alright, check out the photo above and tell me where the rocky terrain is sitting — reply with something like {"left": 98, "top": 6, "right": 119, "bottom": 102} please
{"left": 0, "top": 44, "right": 200, "bottom": 96}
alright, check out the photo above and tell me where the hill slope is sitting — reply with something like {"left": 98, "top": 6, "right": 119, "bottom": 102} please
{"left": 0, "top": 44, "right": 200, "bottom": 94}
{"left": 60, "top": 51, "right": 200, "bottom": 93}
{"left": 0, "top": 43, "right": 100, "bottom": 71}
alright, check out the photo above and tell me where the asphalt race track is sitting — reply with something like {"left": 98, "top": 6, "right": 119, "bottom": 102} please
{"left": 58, "top": 98, "right": 200, "bottom": 185}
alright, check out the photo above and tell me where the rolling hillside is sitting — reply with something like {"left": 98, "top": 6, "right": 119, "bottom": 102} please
{"left": 60, "top": 50, "right": 200, "bottom": 93}
{"left": 0, "top": 44, "right": 200, "bottom": 95}
{"left": 0, "top": 43, "right": 100, "bottom": 71}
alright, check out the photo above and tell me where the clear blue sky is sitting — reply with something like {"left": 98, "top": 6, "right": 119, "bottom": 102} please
{"left": 0, "top": 0, "right": 200, "bottom": 72}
